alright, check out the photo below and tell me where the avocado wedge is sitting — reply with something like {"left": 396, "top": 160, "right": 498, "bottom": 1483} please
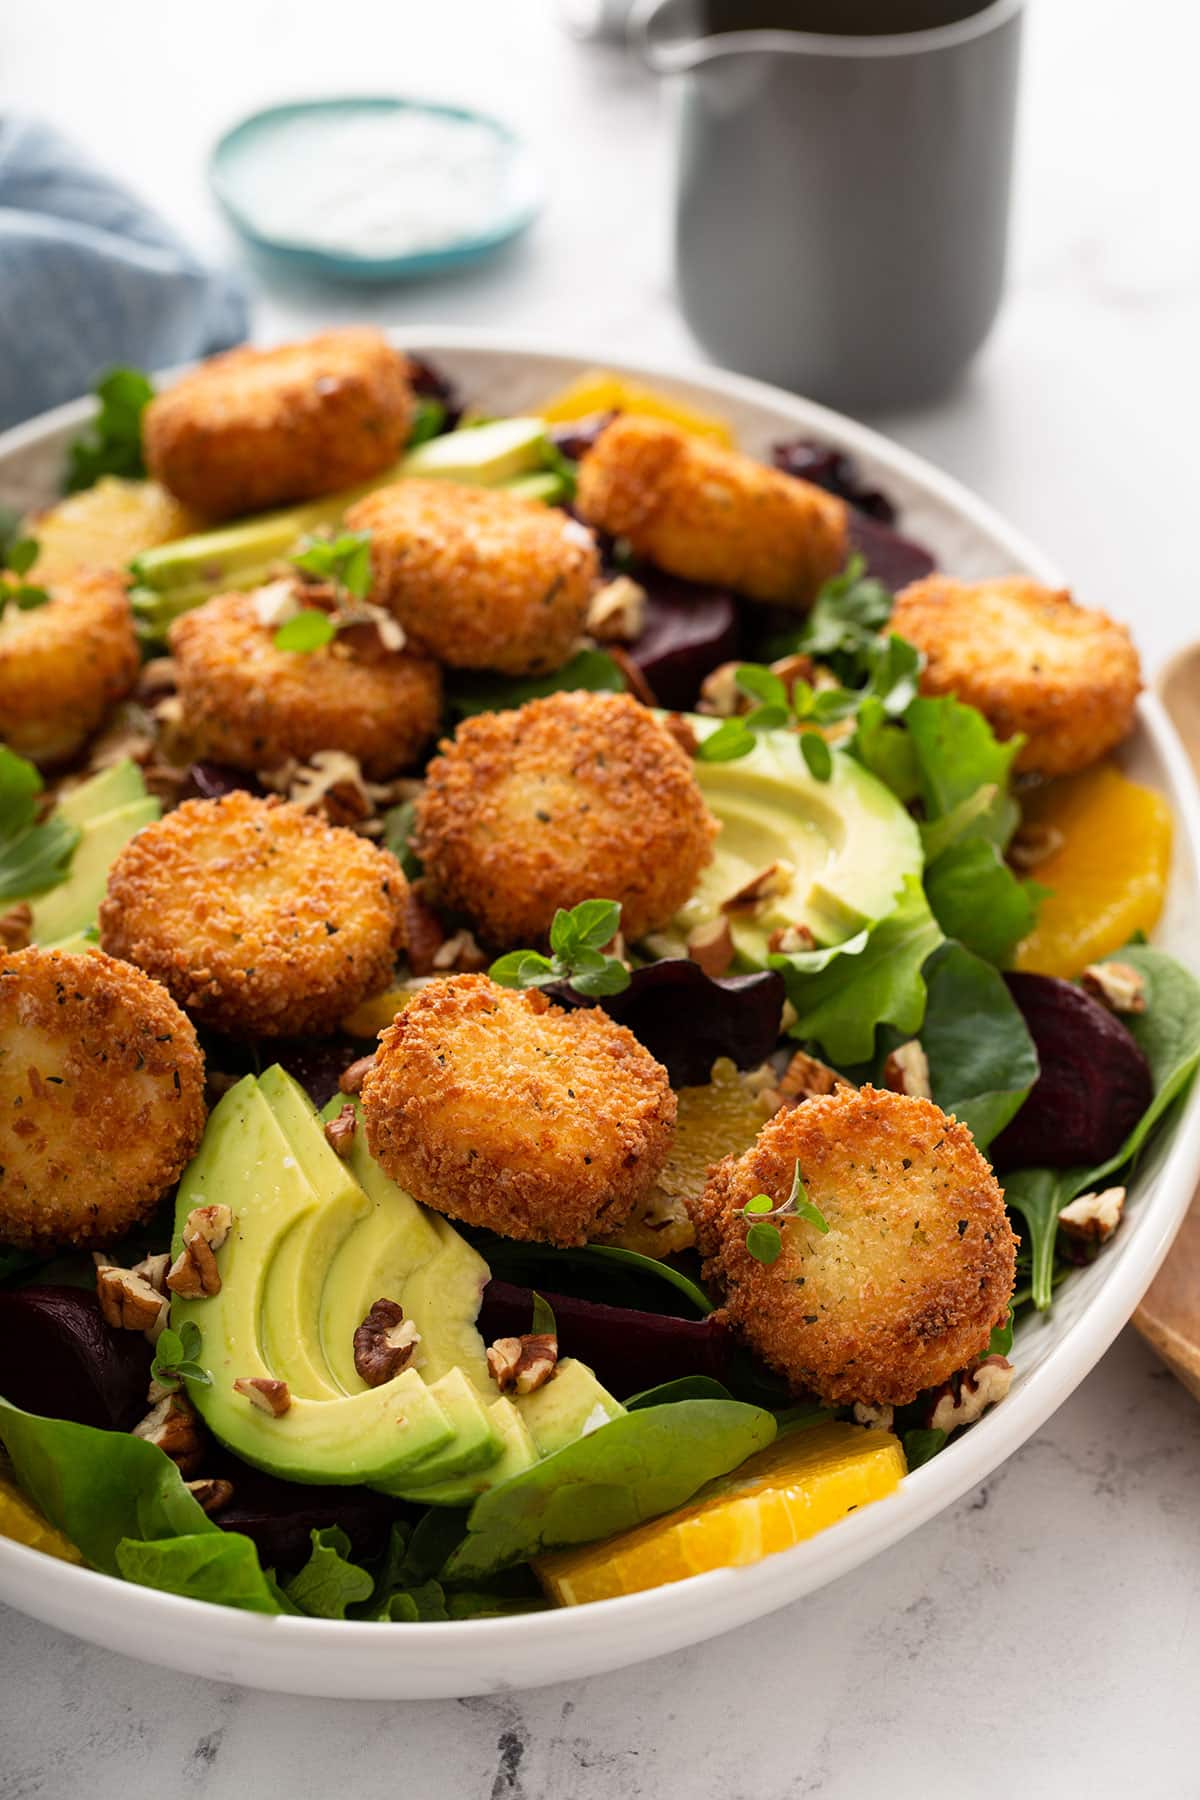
{"left": 15, "top": 759, "right": 159, "bottom": 947}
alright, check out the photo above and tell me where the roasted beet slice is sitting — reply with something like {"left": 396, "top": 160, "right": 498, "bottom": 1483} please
{"left": 478, "top": 1279, "right": 730, "bottom": 1398}
{"left": 990, "top": 973, "right": 1153, "bottom": 1173}
{"left": 550, "top": 411, "right": 617, "bottom": 463}
{"left": 846, "top": 511, "right": 936, "bottom": 593}
{"left": 207, "top": 1463, "right": 402, "bottom": 1570}
{"left": 772, "top": 437, "right": 897, "bottom": 524}
{"left": 0, "top": 1286, "right": 152, "bottom": 1431}
{"left": 549, "top": 959, "right": 785, "bottom": 1087}
{"left": 624, "top": 573, "right": 742, "bottom": 712}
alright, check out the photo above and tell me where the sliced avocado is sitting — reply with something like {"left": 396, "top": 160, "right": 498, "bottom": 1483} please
{"left": 519, "top": 1358, "right": 624, "bottom": 1456}
{"left": 36, "top": 799, "right": 158, "bottom": 944}
{"left": 681, "top": 718, "right": 923, "bottom": 959}
{"left": 373, "top": 1366, "right": 503, "bottom": 1491}
{"left": 55, "top": 758, "right": 146, "bottom": 826}
{"left": 172, "top": 1076, "right": 455, "bottom": 1485}
{"left": 401, "top": 417, "right": 550, "bottom": 485}
{"left": 390, "top": 1397, "right": 539, "bottom": 1506}
{"left": 502, "top": 470, "right": 569, "bottom": 506}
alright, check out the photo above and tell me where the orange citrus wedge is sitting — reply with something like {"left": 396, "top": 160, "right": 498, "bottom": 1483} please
{"left": 29, "top": 477, "right": 199, "bottom": 584}
{"left": 538, "top": 369, "right": 735, "bottom": 447}
{"left": 1014, "top": 762, "right": 1172, "bottom": 978}
{"left": 536, "top": 1422, "right": 905, "bottom": 1605}
{"left": 0, "top": 1475, "right": 82, "bottom": 1564}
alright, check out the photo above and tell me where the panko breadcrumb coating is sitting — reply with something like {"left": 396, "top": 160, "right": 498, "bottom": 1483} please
{"left": 574, "top": 415, "right": 848, "bottom": 607}
{"left": 0, "top": 568, "right": 138, "bottom": 764}
{"left": 415, "top": 690, "right": 719, "bottom": 948}
{"left": 0, "top": 948, "right": 206, "bottom": 1251}
{"left": 142, "top": 329, "right": 414, "bottom": 520}
{"left": 344, "top": 479, "right": 598, "bottom": 675}
{"left": 892, "top": 575, "right": 1142, "bottom": 777}
{"left": 169, "top": 588, "right": 443, "bottom": 778}
{"left": 690, "top": 1086, "right": 1016, "bottom": 1407}
{"left": 362, "top": 975, "right": 676, "bottom": 1245}
{"left": 98, "top": 792, "right": 406, "bottom": 1039}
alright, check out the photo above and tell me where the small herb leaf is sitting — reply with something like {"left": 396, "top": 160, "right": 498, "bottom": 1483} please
{"left": 274, "top": 609, "right": 337, "bottom": 653}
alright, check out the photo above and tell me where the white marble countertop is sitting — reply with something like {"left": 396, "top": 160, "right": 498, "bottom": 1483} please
{"left": 2, "top": 2, "right": 1199, "bottom": 1794}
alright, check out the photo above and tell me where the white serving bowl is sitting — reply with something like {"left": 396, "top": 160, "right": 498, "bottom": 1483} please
{"left": 1, "top": 330, "right": 1197, "bottom": 1699}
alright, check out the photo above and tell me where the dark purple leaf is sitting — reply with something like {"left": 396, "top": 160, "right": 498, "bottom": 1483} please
{"left": 208, "top": 1463, "right": 402, "bottom": 1571}
{"left": 550, "top": 958, "right": 785, "bottom": 1087}
{"left": 478, "top": 1279, "right": 731, "bottom": 1398}
{"left": 0, "top": 1286, "right": 151, "bottom": 1431}
{"left": 991, "top": 973, "right": 1153, "bottom": 1173}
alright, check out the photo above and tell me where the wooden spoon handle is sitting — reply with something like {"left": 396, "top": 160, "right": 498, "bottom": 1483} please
{"left": 1133, "top": 1184, "right": 1200, "bottom": 1400}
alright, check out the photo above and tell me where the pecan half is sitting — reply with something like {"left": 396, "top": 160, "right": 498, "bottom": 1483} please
{"left": 166, "top": 1204, "right": 233, "bottom": 1299}
{"left": 339, "top": 1053, "right": 376, "bottom": 1095}
{"left": 1058, "top": 1185, "right": 1126, "bottom": 1244}
{"left": 0, "top": 903, "right": 34, "bottom": 952}
{"left": 133, "top": 1392, "right": 205, "bottom": 1476}
{"left": 928, "top": 1355, "right": 1013, "bottom": 1436}
{"left": 432, "top": 928, "right": 489, "bottom": 973}
{"left": 697, "top": 662, "right": 750, "bottom": 718}
{"left": 486, "top": 1333, "right": 559, "bottom": 1396}
{"left": 778, "top": 1049, "right": 853, "bottom": 1102}
{"left": 881, "top": 1040, "right": 933, "bottom": 1100}
{"left": 323, "top": 1102, "right": 358, "bottom": 1158}
{"left": 96, "top": 1264, "right": 169, "bottom": 1339}
{"left": 233, "top": 1377, "right": 291, "bottom": 1417}
{"left": 586, "top": 575, "right": 647, "bottom": 643}
{"left": 186, "top": 1477, "right": 235, "bottom": 1515}
{"left": 686, "top": 917, "right": 735, "bottom": 979}
{"left": 852, "top": 1401, "right": 895, "bottom": 1432}
{"left": 353, "top": 1298, "right": 421, "bottom": 1387}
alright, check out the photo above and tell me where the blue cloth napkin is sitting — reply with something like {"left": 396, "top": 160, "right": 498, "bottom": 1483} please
{"left": 0, "top": 115, "right": 249, "bottom": 431}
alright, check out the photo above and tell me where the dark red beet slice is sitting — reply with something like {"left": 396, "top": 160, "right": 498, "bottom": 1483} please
{"left": 846, "top": 511, "right": 936, "bottom": 593}
{"left": 206, "top": 1462, "right": 402, "bottom": 1570}
{"left": 550, "top": 411, "right": 617, "bottom": 463}
{"left": 990, "top": 973, "right": 1153, "bottom": 1173}
{"left": 626, "top": 574, "right": 742, "bottom": 712}
{"left": 404, "top": 352, "right": 462, "bottom": 429}
{"left": 0, "top": 1286, "right": 152, "bottom": 1431}
{"left": 549, "top": 959, "right": 786, "bottom": 1087}
{"left": 772, "top": 437, "right": 897, "bottom": 525}
{"left": 478, "top": 1279, "right": 730, "bottom": 1398}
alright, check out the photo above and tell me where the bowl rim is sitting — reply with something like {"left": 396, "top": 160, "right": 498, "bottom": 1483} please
{"left": 2, "top": 324, "right": 1198, "bottom": 1692}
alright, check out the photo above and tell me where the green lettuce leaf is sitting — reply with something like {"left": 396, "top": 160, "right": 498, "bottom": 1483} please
{"left": 116, "top": 1533, "right": 280, "bottom": 1613}
{"left": 774, "top": 878, "right": 943, "bottom": 1064}
{"left": 284, "top": 1525, "right": 374, "bottom": 1619}
{"left": 904, "top": 695, "right": 1022, "bottom": 823}
{"left": 924, "top": 838, "right": 1045, "bottom": 967}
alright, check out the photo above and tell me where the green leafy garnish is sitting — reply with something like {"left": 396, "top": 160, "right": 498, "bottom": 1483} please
{"left": 64, "top": 366, "right": 154, "bottom": 493}
{"left": 903, "top": 1427, "right": 947, "bottom": 1470}
{"left": 0, "top": 532, "right": 49, "bottom": 615}
{"left": 489, "top": 898, "right": 631, "bottom": 998}
{"left": 291, "top": 529, "right": 372, "bottom": 602}
{"left": 736, "top": 1161, "right": 829, "bottom": 1264}
{"left": 273, "top": 608, "right": 338, "bottom": 653}
{"left": 530, "top": 1290, "right": 557, "bottom": 1336}
{"left": 284, "top": 1526, "right": 375, "bottom": 1620}
{"left": 408, "top": 396, "right": 448, "bottom": 447}
{"left": 149, "top": 1320, "right": 212, "bottom": 1394}
{"left": 745, "top": 1221, "right": 783, "bottom": 1264}
{"left": 799, "top": 732, "right": 832, "bottom": 782}
{"left": 0, "top": 746, "right": 80, "bottom": 903}
{"left": 765, "top": 555, "right": 893, "bottom": 667}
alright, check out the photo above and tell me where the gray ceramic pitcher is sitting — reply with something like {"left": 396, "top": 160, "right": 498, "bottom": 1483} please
{"left": 632, "top": 0, "right": 1024, "bottom": 412}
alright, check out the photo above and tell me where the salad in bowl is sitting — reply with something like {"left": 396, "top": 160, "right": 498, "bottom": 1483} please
{"left": 0, "top": 330, "right": 1195, "bottom": 1643}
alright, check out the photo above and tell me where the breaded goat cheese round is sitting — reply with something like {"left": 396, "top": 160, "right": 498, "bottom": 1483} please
{"left": 361, "top": 975, "right": 676, "bottom": 1244}
{"left": 0, "top": 948, "right": 206, "bottom": 1251}
{"left": 0, "top": 569, "right": 138, "bottom": 765}
{"left": 169, "top": 588, "right": 443, "bottom": 778}
{"left": 142, "top": 329, "right": 414, "bottom": 520}
{"left": 690, "top": 1086, "right": 1016, "bottom": 1407}
{"left": 98, "top": 792, "right": 406, "bottom": 1039}
{"left": 415, "top": 690, "right": 719, "bottom": 947}
{"left": 344, "top": 479, "right": 598, "bottom": 675}
{"left": 574, "top": 415, "right": 848, "bottom": 607}
{"left": 892, "top": 575, "right": 1142, "bottom": 777}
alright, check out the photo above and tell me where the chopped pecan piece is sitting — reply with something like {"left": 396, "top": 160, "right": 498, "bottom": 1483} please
{"left": 0, "top": 903, "right": 34, "bottom": 952}
{"left": 339, "top": 1053, "right": 376, "bottom": 1095}
{"left": 1080, "top": 961, "right": 1146, "bottom": 1015}
{"left": 432, "top": 928, "right": 489, "bottom": 973}
{"left": 133, "top": 1392, "right": 205, "bottom": 1475}
{"left": 881, "top": 1040, "right": 933, "bottom": 1099}
{"left": 233, "top": 1377, "right": 291, "bottom": 1417}
{"left": 686, "top": 917, "right": 735, "bottom": 979}
{"left": 1008, "top": 822, "right": 1064, "bottom": 871}
{"left": 721, "top": 860, "right": 796, "bottom": 915}
{"left": 353, "top": 1298, "right": 421, "bottom": 1387}
{"left": 186, "top": 1477, "right": 235, "bottom": 1515}
{"left": 769, "top": 653, "right": 816, "bottom": 692}
{"left": 778, "top": 1049, "right": 852, "bottom": 1102}
{"left": 324, "top": 1102, "right": 359, "bottom": 1157}
{"left": 1058, "top": 1185, "right": 1125, "bottom": 1244}
{"left": 404, "top": 886, "right": 448, "bottom": 977}
{"left": 586, "top": 574, "right": 648, "bottom": 643}
{"left": 767, "top": 923, "right": 815, "bottom": 955}
{"left": 663, "top": 712, "right": 699, "bottom": 757}
{"left": 166, "top": 1204, "right": 233, "bottom": 1299}
{"left": 852, "top": 1401, "right": 895, "bottom": 1432}
{"left": 96, "top": 1264, "right": 170, "bottom": 1339}
{"left": 928, "top": 1355, "right": 1013, "bottom": 1436}
{"left": 697, "top": 662, "right": 750, "bottom": 718}
{"left": 486, "top": 1333, "right": 559, "bottom": 1396}
{"left": 605, "top": 645, "right": 657, "bottom": 706}
{"left": 252, "top": 577, "right": 302, "bottom": 629}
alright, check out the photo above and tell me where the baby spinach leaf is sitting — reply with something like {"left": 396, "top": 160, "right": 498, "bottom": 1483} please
{"left": 775, "top": 878, "right": 943, "bottom": 1064}
{"left": 285, "top": 1525, "right": 375, "bottom": 1619}
{"left": 0, "top": 746, "right": 80, "bottom": 902}
{"left": 446, "top": 648, "right": 625, "bottom": 721}
{"left": 924, "top": 839, "right": 1044, "bottom": 968}
{"left": 408, "top": 396, "right": 447, "bottom": 447}
{"left": 116, "top": 1533, "right": 280, "bottom": 1613}
{"left": 903, "top": 1428, "right": 947, "bottom": 1469}
{"left": 64, "top": 366, "right": 154, "bottom": 492}
{"left": 917, "top": 942, "right": 1038, "bottom": 1150}
{"left": 625, "top": 1376, "right": 734, "bottom": 1409}
{"left": 442, "top": 1399, "right": 777, "bottom": 1580}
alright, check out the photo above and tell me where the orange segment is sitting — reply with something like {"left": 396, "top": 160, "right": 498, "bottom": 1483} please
{"left": 1014, "top": 762, "right": 1172, "bottom": 978}
{"left": 29, "top": 477, "right": 200, "bottom": 583}
{"left": 539, "top": 369, "right": 735, "bottom": 447}
{"left": 0, "top": 1475, "right": 82, "bottom": 1564}
{"left": 536, "top": 1422, "right": 905, "bottom": 1605}
{"left": 603, "top": 1057, "right": 769, "bottom": 1256}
